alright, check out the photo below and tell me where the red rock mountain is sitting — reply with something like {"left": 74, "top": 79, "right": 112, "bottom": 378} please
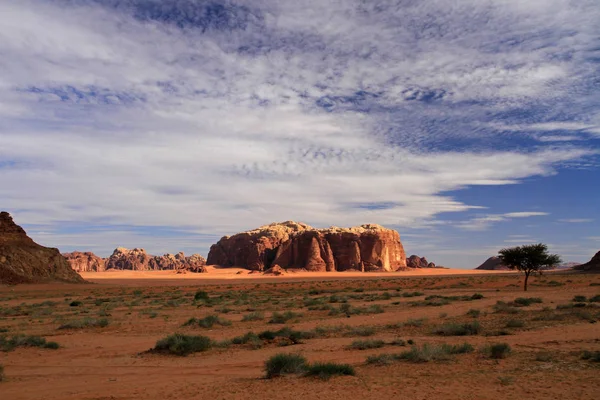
{"left": 63, "top": 252, "right": 106, "bottom": 272}
{"left": 207, "top": 221, "right": 407, "bottom": 272}
{"left": 0, "top": 212, "right": 84, "bottom": 284}
{"left": 574, "top": 251, "right": 600, "bottom": 272}
{"left": 105, "top": 248, "right": 207, "bottom": 272}
{"left": 475, "top": 256, "right": 509, "bottom": 270}
{"left": 406, "top": 255, "right": 442, "bottom": 268}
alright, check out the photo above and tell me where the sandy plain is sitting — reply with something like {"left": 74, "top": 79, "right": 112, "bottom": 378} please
{"left": 1, "top": 268, "right": 599, "bottom": 400}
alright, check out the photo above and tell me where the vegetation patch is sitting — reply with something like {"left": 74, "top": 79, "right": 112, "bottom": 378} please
{"left": 305, "top": 362, "right": 355, "bottom": 380}
{"left": 433, "top": 321, "right": 481, "bottom": 336}
{"left": 58, "top": 317, "right": 109, "bottom": 330}
{"left": 183, "top": 315, "right": 232, "bottom": 328}
{"left": 0, "top": 335, "right": 60, "bottom": 352}
{"left": 264, "top": 353, "right": 308, "bottom": 378}
{"left": 483, "top": 343, "right": 511, "bottom": 359}
{"left": 242, "top": 312, "right": 264, "bottom": 322}
{"left": 153, "top": 333, "right": 212, "bottom": 356}
{"left": 348, "top": 339, "right": 385, "bottom": 350}
{"left": 269, "top": 311, "right": 302, "bottom": 324}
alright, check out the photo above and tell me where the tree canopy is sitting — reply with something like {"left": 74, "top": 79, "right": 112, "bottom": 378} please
{"left": 498, "top": 243, "right": 561, "bottom": 291}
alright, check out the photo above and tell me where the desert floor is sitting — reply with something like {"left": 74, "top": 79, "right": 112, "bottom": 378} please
{"left": 1, "top": 269, "right": 599, "bottom": 400}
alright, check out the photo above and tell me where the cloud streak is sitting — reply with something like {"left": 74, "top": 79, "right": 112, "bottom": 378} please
{"left": 0, "top": 0, "right": 599, "bottom": 262}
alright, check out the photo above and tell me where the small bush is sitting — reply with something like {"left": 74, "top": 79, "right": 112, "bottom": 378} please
{"left": 344, "top": 326, "right": 375, "bottom": 337}
{"left": 581, "top": 350, "right": 600, "bottom": 362}
{"left": 466, "top": 309, "right": 480, "bottom": 318}
{"left": 242, "top": 312, "right": 264, "bottom": 322}
{"left": 183, "top": 315, "right": 232, "bottom": 328}
{"left": 194, "top": 290, "right": 209, "bottom": 301}
{"left": 402, "top": 291, "right": 424, "bottom": 297}
{"left": 398, "top": 343, "right": 473, "bottom": 363}
{"left": 505, "top": 319, "right": 524, "bottom": 328}
{"left": 403, "top": 318, "right": 426, "bottom": 327}
{"left": 434, "top": 321, "right": 481, "bottom": 336}
{"left": 471, "top": 293, "right": 484, "bottom": 300}
{"left": 153, "top": 333, "right": 212, "bottom": 356}
{"left": 390, "top": 338, "right": 407, "bottom": 346}
{"left": 58, "top": 317, "right": 109, "bottom": 330}
{"left": 366, "top": 353, "right": 396, "bottom": 365}
{"left": 493, "top": 301, "right": 521, "bottom": 314}
{"left": 269, "top": 311, "right": 301, "bottom": 324}
{"left": 264, "top": 353, "right": 307, "bottom": 378}
{"left": 514, "top": 297, "right": 543, "bottom": 307}
{"left": 589, "top": 295, "right": 600, "bottom": 302}
{"left": 348, "top": 339, "right": 385, "bottom": 350}
{"left": 535, "top": 352, "right": 553, "bottom": 362}
{"left": 305, "top": 362, "right": 355, "bottom": 380}
{"left": 483, "top": 343, "right": 511, "bottom": 359}
{"left": 0, "top": 334, "right": 60, "bottom": 352}
{"left": 573, "top": 295, "right": 587, "bottom": 302}
{"left": 69, "top": 300, "right": 83, "bottom": 307}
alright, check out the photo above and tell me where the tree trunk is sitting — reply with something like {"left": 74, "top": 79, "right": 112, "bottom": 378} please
{"left": 523, "top": 271, "right": 530, "bottom": 291}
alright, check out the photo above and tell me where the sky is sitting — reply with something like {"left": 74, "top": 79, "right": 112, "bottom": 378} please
{"left": 0, "top": 0, "right": 599, "bottom": 269}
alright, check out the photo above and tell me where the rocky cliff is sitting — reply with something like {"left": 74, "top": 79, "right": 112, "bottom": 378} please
{"left": 0, "top": 212, "right": 85, "bottom": 284}
{"left": 207, "top": 221, "right": 407, "bottom": 272}
{"left": 105, "top": 248, "right": 207, "bottom": 272}
{"left": 574, "top": 251, "right": 600, "bottom": 272}
{"left": 63, "top": 251, "right": 106, "bottom": 272}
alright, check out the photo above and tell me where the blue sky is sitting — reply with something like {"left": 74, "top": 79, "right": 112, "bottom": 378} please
{"left": 0, "top": 0, "right": 599, "bottom": 268}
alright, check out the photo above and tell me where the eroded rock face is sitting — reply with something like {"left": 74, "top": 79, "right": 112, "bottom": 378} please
{"left": 105, "top": 248, "right": 207, "bottom": 272}
{"left": 63, "top": 252, "right": 106, "bottom": 272}
{"left": 574, "top": 251, "right": 600, "bottom": 271}
{"left": 475, "top": 256, "right": 509, "bottom": 270}
{"left": 0, "top": 212, "right": 85, "bottom": 284}
{"left": 406, "top": 255, "right": 441, "bottom": 268}
{"left": 207, "top": 221, "right": 407, "bottom": 272}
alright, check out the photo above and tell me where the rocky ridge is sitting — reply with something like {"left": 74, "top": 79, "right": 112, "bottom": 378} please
{"left": 105, "top": 248, "right": 207, "bottom": 273}
{"left": 0, "top": 212, "right": 84, "bottom": 284}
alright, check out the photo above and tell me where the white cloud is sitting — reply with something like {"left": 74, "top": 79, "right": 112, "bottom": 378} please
{"left": 558, "top": 218, "right": 594, "bottom": 223}
{"left": 0, "top": 0, "right": 598, "bottom": 257}
{"left": 458, "top": 212, "right": 549, "bottom": 231}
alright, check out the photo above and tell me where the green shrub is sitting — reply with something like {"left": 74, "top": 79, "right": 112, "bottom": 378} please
{"left": 366, "top": 353, "right": 396, "bottom": 365}
{"left": 344, "top": 326, "right": 375, "bottom": 337}
{"left": 153, "top": 333, "right": 212, "bottom": 356}
{"left": 69, "top": 300, "right": 83, "bottom": 307}
{"left": 483, "top": 343, "right": 511, "bottom": 359}
{"left": 242, "top": 312, "right": 264, "bottom": 322}
{"left": 433, "top": 321, "right": 481, "bottom": 336}
{"left": 58, "top": 317, "right": 109, "bottom": 330}
{"left": 466, "top": 309, "right": 480, "bottom": 318}
{"left": 573, "top": 295, "right": 587, "bottom": 302}
{"left": 402, "top": 291, "right": 424, "bottom": 297}
{"left": 493, "top": 301, "right": 521, "bottom": 314}
{"left": 589, "top": 295, "right": 600, "bottom": 302}
{"left": 183, "top": 315, "right": 232, "bottom": 328}
{"left": 471, "top": 293, "right": 484, "bottom": 300}
{"left": 535, "top": 352, "right": 553, "bottom": 362}
{"left": 581, "top": 350, "right": 600, "bottom": 362}
{"left": 403, "top": 318, "right": 426, "bottom": 327}
{"left": 269, "top": 311, "right": 301, "bottom": 324}
{"left": 348, "top": 339, "right": 385, "bottom": 350}
{"left": 194, "top": 290, "right": 209, "bottom": 301}
{"left": 305, "top": 362, "right": 355, "bottom": 380}
{"left": 264, "top": 353, "right": 308, "bottom": 378}
{"left": 0, "top": 335, "right": 59, "bottom": 352}
{"left": 0, "top": 364, "right": 3, "bottom": 382}
{"left": 505, "top": 319, "right": 524, "bottom": 328}
{"left": 514, "top": 297, "right": 542, "bottom": 307}
{"left": 398, "top": 343, "right": 472, "bottom": 362}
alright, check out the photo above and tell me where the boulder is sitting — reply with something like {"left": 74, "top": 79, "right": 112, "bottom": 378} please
{"left": 406, "top": 255, "right": 440, "bottom": 268}
{"left": 574, "top": 251, "right": 600, "bottom": 272}
{"left": 475, "top": 256, "right": 509, "bottom": 270}
{"left": 0, "top": 211, "right": 84, "bottom": 284}
{"left": 63, "top": 251, "right": 106, "bottom": 272}
{"left": 207, "top": 221, "right": 406, "bottom": 272}
{"left": 105, "top": 248, "right": 207, "bottom": 272}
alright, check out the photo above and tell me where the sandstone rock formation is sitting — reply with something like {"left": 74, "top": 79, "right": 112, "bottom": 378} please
{"left": 63, "top": 251, "right": 106, "bottom": 272}
{"left": 475, "top": 256, "right": 509, "bottom": 271}
{"left": 105, "top": 248, "right": 207, "bottom": 272}
{"left": 0, "top": 212, "right": 84, "bottom": 284}
{"left": 207, "top": 221, "right": 407, "bottom": 272}
{"left": 574, "top": 251, "right": 600, "bottom": 272}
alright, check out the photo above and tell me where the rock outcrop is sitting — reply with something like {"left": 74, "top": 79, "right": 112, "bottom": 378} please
{"left": 574, "top": 251, "right": 600, "bottom": 272}
{"left": 475, "top": 256, "right": 509, "bottom": 270}
{"left": 105, "top": 248, "right": 207, "bottom": 272}
{"left": 63, "top": 251, "right": 106, "bottom": 272}
{"left": 405, "top": 255, "right": 444, "bottom": 268}
{"left": 207, "top": 221, "right": 407, "bottom": 272}
{"left": 0, "top": 212, "right": 85, "bottom": 284}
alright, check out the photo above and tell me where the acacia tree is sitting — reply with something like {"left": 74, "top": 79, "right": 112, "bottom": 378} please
{"left": 499, "top": 243, "right": 561, "bottom": 291}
